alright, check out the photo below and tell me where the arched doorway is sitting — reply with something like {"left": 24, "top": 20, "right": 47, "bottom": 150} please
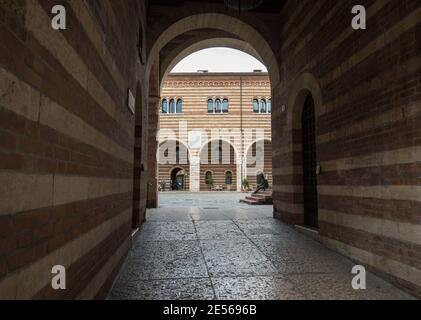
{"left": 132, "top": 82, "right": 145, "bottom": 228}
{"left": 302, "top": 94, "right": 318, "bottom": 229}
{"left": 225, "top": 170, "right": 234, "bottom": 191}
{"left": 158, "top": 140, "right": 190, "bottom": 192}
{"left": 200, "top": 140, "right": 237, "bottom": 191}
{"left": 147, "top": 10, "right": 280, "bottom": 204}
{"left": 170, "top": 167, "right": 186, "bottom": 191}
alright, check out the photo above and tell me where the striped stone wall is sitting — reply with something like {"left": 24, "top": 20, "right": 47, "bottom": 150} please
{"left": 0, "top": 0, "right": 146, "bottom": 299}
{"left": 273, "top": 0, "right": 421, "bottom": 296}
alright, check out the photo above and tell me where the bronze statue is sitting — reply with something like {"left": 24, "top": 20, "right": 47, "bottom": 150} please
{"left": 253, "top": 171, "right": 269, "bottom": 195}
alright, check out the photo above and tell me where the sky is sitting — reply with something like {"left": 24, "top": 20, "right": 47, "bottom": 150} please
{"left": 171, "top": 47, "right": 268, "bottom": 73}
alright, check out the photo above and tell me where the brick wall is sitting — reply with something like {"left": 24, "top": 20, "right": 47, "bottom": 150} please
{"left": 0, "top": 0, "right": 146, "bottom": 299}
{"left": 273, "top": 0, "right": 421, "bottom": 296}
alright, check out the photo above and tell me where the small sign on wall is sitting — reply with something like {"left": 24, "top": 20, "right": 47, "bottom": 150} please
{"left": 127, "top": 89, "right": 135, "bottom": 115}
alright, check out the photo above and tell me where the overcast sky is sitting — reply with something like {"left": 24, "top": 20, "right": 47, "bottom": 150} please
{"left": 171, "top": 47, "right": 268, "bottom": 73}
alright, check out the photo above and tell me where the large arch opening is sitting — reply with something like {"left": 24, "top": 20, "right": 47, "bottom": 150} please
{"left": 146, "top": 12, "right": 279, "bottom": 208}
{"left": 301, "top": 94, "right": 318, "bottom": 229}
{"left": 157, "top": 140, "right": 190, "bottom": 192}
{"left": 200, "top": 139, "right": 238, "bottom": 191}
{"left": 146, "top": 13, "right": 280, "bottom": 87}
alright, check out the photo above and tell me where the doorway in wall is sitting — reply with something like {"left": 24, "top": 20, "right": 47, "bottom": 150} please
{"left": 302, "top": 93, "right": 318, "bottom": 229}
{"left": 170, "top": 167, "right": 186, "bottom": 191}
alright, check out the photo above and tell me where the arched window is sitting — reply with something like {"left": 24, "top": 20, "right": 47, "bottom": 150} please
{"left": 222, "top": 99, "right": 229, "bottom": 113}
{"left": 225, "top": 171, "right": 233, "bottom": 185}
{"left": 215, "top": 99, "right": 221, "bottom": 113}
{"left": 162, "top": 99, "right": 168, "bottom": 114}
{"left": 169, "top": 99, "right": 175, "bottom": 113}
{"left": 208, "top": 99, "right": 214, "bottom": 113}
{"left": 205, "top": 171, "right": 213, "bottom": 185}
{"left": 260, "top": 99, "right": 267, "bottom": 113}
{"left": 253, "top": 99, "right": 259, "bottom": 113}
{"left": 176, "top": 99, "right": 183, "bottom": 113}
{"left": 268, "top": 99, "right": 272, "bottom": 113}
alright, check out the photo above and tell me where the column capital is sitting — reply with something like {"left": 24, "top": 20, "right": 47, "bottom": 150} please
{"left": 189, "top": 155, "right": 201, "bottom": 165}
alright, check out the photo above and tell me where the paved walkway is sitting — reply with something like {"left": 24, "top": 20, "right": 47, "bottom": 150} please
{"left": 109, "top": 193, "right": 413, "bottom": 300}
{"left": 157, "top": 191, "right": 248, "bottom": 208}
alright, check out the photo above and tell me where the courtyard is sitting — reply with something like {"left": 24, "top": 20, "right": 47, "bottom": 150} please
{"left": 109, "top": 193, "right": 414, "bottom": 300}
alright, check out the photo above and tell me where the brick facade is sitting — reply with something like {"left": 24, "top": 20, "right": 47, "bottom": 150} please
{"left": 158, "top": 73, "right": 272, "bottom": 193}
{"left": 273, "top": 0, "right": 421, "bottom": 297}
{"left": 0, "top": 0, "right": 146, "bottom": 299}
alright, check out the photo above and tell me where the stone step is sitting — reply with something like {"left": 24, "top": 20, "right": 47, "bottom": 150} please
{"left": 254, "top": 191, "right": 273, "bottom": 196}
{"left": 241, "top": 194, "right": 273, "bottom": 205}
{"left": 249, "top": 194, "right": 272, "bottom": 200}
{"left": 239, "top": 199, "right": 260, "bottom": 205}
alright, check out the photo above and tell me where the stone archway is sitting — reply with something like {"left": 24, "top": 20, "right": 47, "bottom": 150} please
{"left": 279, "top": 72, "right": 323, "bottom": 226}
{"left": 200, "top": 140, "right": 238, "bottom": 191}
{"left": 157, "top": 140, "right": 190, "bottom": 192}
{"left": 147, "top": 13, "right": 280, "bottom": 88}
{"left": 160, "top": 37, "right": 263, "bottom": 87}
{"left": 147, "top": 10, "right": 280, "bottom": 201}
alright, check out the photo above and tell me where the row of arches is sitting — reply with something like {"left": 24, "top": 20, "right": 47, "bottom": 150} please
{"left": 253, "top": 98, "right": 271, "bottom": 114}
{"left": 158, "top": 139, "right": 271, "bottom": 165}
{"left": 157, "top": 139, "right": 272, "bottom": 192}
{"left": 208, "top": 98, "right": 229, "bottom": 113}
{"left": 165, "top": 167, "right": 234, "bottom": 192}
{"left": 162, "top": 98, "right": 183, "bottom": 114}
{"left": 161, "top": 98, "right": 271, "bottom": 114}
{"left": 208, "top": 98, "right": 272, "bottom": 114}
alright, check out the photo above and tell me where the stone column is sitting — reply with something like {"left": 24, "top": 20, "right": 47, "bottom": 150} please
{"left": 146, "top": 96, "right": 160, "bottom": 208}
{"left": 236, "top": 157, "right": 243, "bottom": 192}
{"left": 242, "top": 156, "right": 247, "bottom": 189}
{"left": 189, "top": 155, "right": 200, "bottom": 192}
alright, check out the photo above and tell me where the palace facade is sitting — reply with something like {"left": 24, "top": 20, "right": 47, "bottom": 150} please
{"left": 158, "top": 72, "right": 272, "bottom": 192}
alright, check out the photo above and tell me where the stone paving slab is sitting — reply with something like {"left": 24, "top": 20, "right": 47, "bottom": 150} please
{"left": 287, "top": 273, "right": 414, "bottom": 300}
{"left": 212, "top": 276, "right": 306, "bottom": 300}
{"left": 119, "top": 240, "right": 208, "bottom": 282}
{"left": 200, "top": 239, "right": 278, "bottom": 277}
{"left": 110, "top": 278, "right": 215, "bottom": 300}
{"left": 194, "top": 220, "right": 248, "bottom": 240}
{"left": 139, "top": 221, "right": 197, "bottom": 241}
{"left": 109, "top": 193, "right": 415, "bottom": 300}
